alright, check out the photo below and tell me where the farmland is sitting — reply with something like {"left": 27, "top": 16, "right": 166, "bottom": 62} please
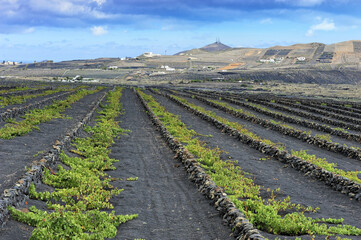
{"left": 0, "top": 81, "right": 360, "bottom": 240}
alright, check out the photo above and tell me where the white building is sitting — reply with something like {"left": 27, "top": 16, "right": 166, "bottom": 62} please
{"left": 160, "top": 65, "right": 175, "bottom": 71}
{"left": 108, "top": 66, "right": 119, "bottom": 69}
{"left": 297, "top": 57, "right": 306, "bottom": 61}
{"left": 260, "top": 58, "right": 275, "bottom": 63}
{"left": 143, "top": 52, "right": 161, "bottom": 58}
{"left": 1, "top": 61, "right": 19, "bottom": 65}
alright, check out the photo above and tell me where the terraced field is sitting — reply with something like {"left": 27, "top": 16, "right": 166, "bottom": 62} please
{"left": 0, "top": 82, "right": 360, "bottom": 240}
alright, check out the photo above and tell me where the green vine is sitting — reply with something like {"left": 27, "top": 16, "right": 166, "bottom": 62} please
{"left": 9, "top": 87, "right": 137, "bottom": 239}
{"left": 138, "top": 90, "right": 361, "bottom": 237}
{"left": 0, "top": 86, "right": 84, "bottom": 108}
{"left": 0, "top": 87, "right": 102, "bottom": 139}
{"left": 171, "top": 95, "right": 361, "bottom": 184}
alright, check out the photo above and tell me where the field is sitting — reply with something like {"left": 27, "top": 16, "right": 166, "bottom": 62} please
{"left": 0, "top": 82, "right": 360, "bottom": 240}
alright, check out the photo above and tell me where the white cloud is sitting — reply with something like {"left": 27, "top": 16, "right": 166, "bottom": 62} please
{"left": 92, "top": 0, "right": 106, "bottom": 6}
{"left": 260, "top": 18, "right": 273, "bottom": 24}
{"left": 306, "top": 18, "right": 336, "bottom": 36}
{"left": 27, "top": 0, "right": 114, "bottom": 19}
{"left": 91, "top": 26, "right": 108, "bottom": 35}
{"left": 24, "top": 27, "right": 35, "bottom": 33}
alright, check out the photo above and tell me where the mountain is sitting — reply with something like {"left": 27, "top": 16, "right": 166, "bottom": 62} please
{"left": 175, "top": 41, "right": 231, "bottom": 55}
{"left": 200, "top": 41, "right": 232, "bottom": 52}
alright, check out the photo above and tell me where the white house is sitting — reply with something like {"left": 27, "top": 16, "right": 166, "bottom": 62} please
{"left": 108, "top": 66, "right": 119, "bottom": 69}
{"left": 161, "top": 65, "right": 175, "bottom": 71}
{"left": 143, "top": 52, "right": 161, "bottom": 58}
{"left": 2, "top": 61, "right": 18, "bottom": 65}
{"left": 297, "top": 57, "right": 306, "bottom": 61}
{"left": 260, "top": 58, "right": 275, "bottom": 63}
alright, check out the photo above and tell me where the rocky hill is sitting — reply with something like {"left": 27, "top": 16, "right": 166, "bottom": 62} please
{"left": 175, "top": 41, "right": 231, "bottom": 55}
{"left": 199, "top": 41, "right": 232, "bottom": 52}
{"left": 169, "top": 40, "right": 361, "bottom": 71}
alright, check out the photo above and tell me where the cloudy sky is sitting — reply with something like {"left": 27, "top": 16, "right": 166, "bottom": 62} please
{"left": 1, "top": 0, "right": 361, "bottom": 62}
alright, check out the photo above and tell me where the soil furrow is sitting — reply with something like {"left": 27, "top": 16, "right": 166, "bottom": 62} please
{"left": 189, "top": 90, "right": 361, "bottom": 142}
{"left": 148, "top": 91, "right": 361, "bottom": 239}
{"left": 235, "top": 97, "right": 361, "bottom": 134}
{"left": 0, "top": 89, "right": 73, "bottom": 115}
{"left": 217, "top": 97, "right": 361, "bottom": 149}
{"left": 193, "top": 90, "right": 361, "bottom": 135}
{"left": 0, "top": 89, "right": 108, "bottom": 195}
{"left": 249, "top": 97, "right": 361, "bottom": 127}
{"left": 108, "top": 89, "right": 233, "bottom": 240}
{"left": 170, "top": 91, "right": 361, "bottom": 173}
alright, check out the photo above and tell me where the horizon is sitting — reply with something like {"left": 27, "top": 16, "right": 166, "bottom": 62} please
{"left": 1, "top": 0, "right": 361, "bottom": 62}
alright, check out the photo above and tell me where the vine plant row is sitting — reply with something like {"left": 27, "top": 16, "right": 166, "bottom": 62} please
{"left": 8, "top": 87, "right": 138, "bottom": 239}
{"left": 137, "top": 89, "right": 361, "bottom": 238}
{"left": 0, "top": 87, "right": 102, "bottom": 139}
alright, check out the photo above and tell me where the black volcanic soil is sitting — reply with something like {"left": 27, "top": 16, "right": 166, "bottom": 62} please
{"left": 0, "top": 89, "right": 107, "bottom": 195}
{"left": 149, "top": 90, "right": 361, "bottom": 240}
{"left": 0, "top": 90, "right": 72, "bottom": 116}
{"left": 0, "top": 88, "right": 234, "bottom": 240}
{"left": 108, "top": 89, "right": 233, "bottom": 239}
{"left": 175, "top": 92, "right": 361, "bottom": 173}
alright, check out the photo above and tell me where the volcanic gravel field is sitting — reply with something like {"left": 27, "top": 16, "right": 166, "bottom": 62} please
{"left": 0, "top": 83, "right": 360, "bottom": 240}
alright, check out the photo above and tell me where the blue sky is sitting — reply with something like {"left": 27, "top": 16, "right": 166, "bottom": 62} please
{"left": 1, "top": 0, "right": 361, "bottom": 62}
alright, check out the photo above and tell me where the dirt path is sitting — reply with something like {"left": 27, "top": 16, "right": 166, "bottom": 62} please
{"left": 149, "top": 91, "right": 361, "bottom": 239}
{"left": 105, "top": 89, "right": 233, "bottom": 240}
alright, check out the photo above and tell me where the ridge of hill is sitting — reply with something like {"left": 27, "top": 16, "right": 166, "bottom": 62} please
{"left": 7, "top": 40, "right": 361, "bottom": 72}
{"left": 168, "top": 40, "right": 361, "bottom": 70}
{"left": 200, "top": 41, "right": 232, "bottom": 52}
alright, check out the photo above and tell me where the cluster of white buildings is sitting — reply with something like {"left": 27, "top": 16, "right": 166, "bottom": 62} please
{"left": 259, "top": 56, "right": 307, "bottom": 63}
{"left": 160, "top": 65, "right": 175, "bottom": 71}
{"left": 108, "top": 66, "right": 119, "bottom": 69}
{"left": 143, "top": 52, "right": 161, "bottom": 58}
{"left": 259, "top": 57, "right": 284, "bottom": 63}
{"left": 1, "top": 61, "right": 20, "bottom": 65}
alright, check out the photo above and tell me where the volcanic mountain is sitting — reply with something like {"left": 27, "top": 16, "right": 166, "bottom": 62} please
{"left": 200, "top": 41, "right": 232, "bottom": 52}
{"left": 175, "top": 41, "right": 232, "bottom": 55}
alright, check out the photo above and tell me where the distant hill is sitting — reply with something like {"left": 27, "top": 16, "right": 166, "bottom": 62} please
{"left": 175, "top": 41, "right": 231, "bottom": 55}
{"left": 200, "top": 41, "right": 232, "bottom": 52}
{"left": 17, "top": 40, "right": 360, "bottom": 72}
{"left": 173, "top": 40, "right": 361, "bottom": 70}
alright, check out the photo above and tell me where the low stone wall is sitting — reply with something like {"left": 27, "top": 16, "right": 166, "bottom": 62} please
{"left": 135, "top": 89, "right": 265, "bottom": 240}
{"left": 0, "top": 87, "right": 52, "bottom": 98}
{"left": 262, "top": 97, "right": 361, "bottom": 120}
{"left": 160, "top": 91, "right": 361, "bottom": 201}
{"left": 197, "top": 91, "right": 361, "bottom": 144}
{"left": 200, "top": 90, "right": 361, "bottom": 133}
{"left": 0, "top": 91, "right": 72, "bottom": 122}
{"left": 0, "top": 89, "right": 108, "bottom": 227}
{"left": 180, "top": 93, "right": 361, "bottom": 161}
{"left": 247, "top": 97, "right": 361, "bottom": 128}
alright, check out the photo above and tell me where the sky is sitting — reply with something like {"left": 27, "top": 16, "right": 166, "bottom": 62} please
{"left": 1, "top": 0, "right": 361, "bottom": 62}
